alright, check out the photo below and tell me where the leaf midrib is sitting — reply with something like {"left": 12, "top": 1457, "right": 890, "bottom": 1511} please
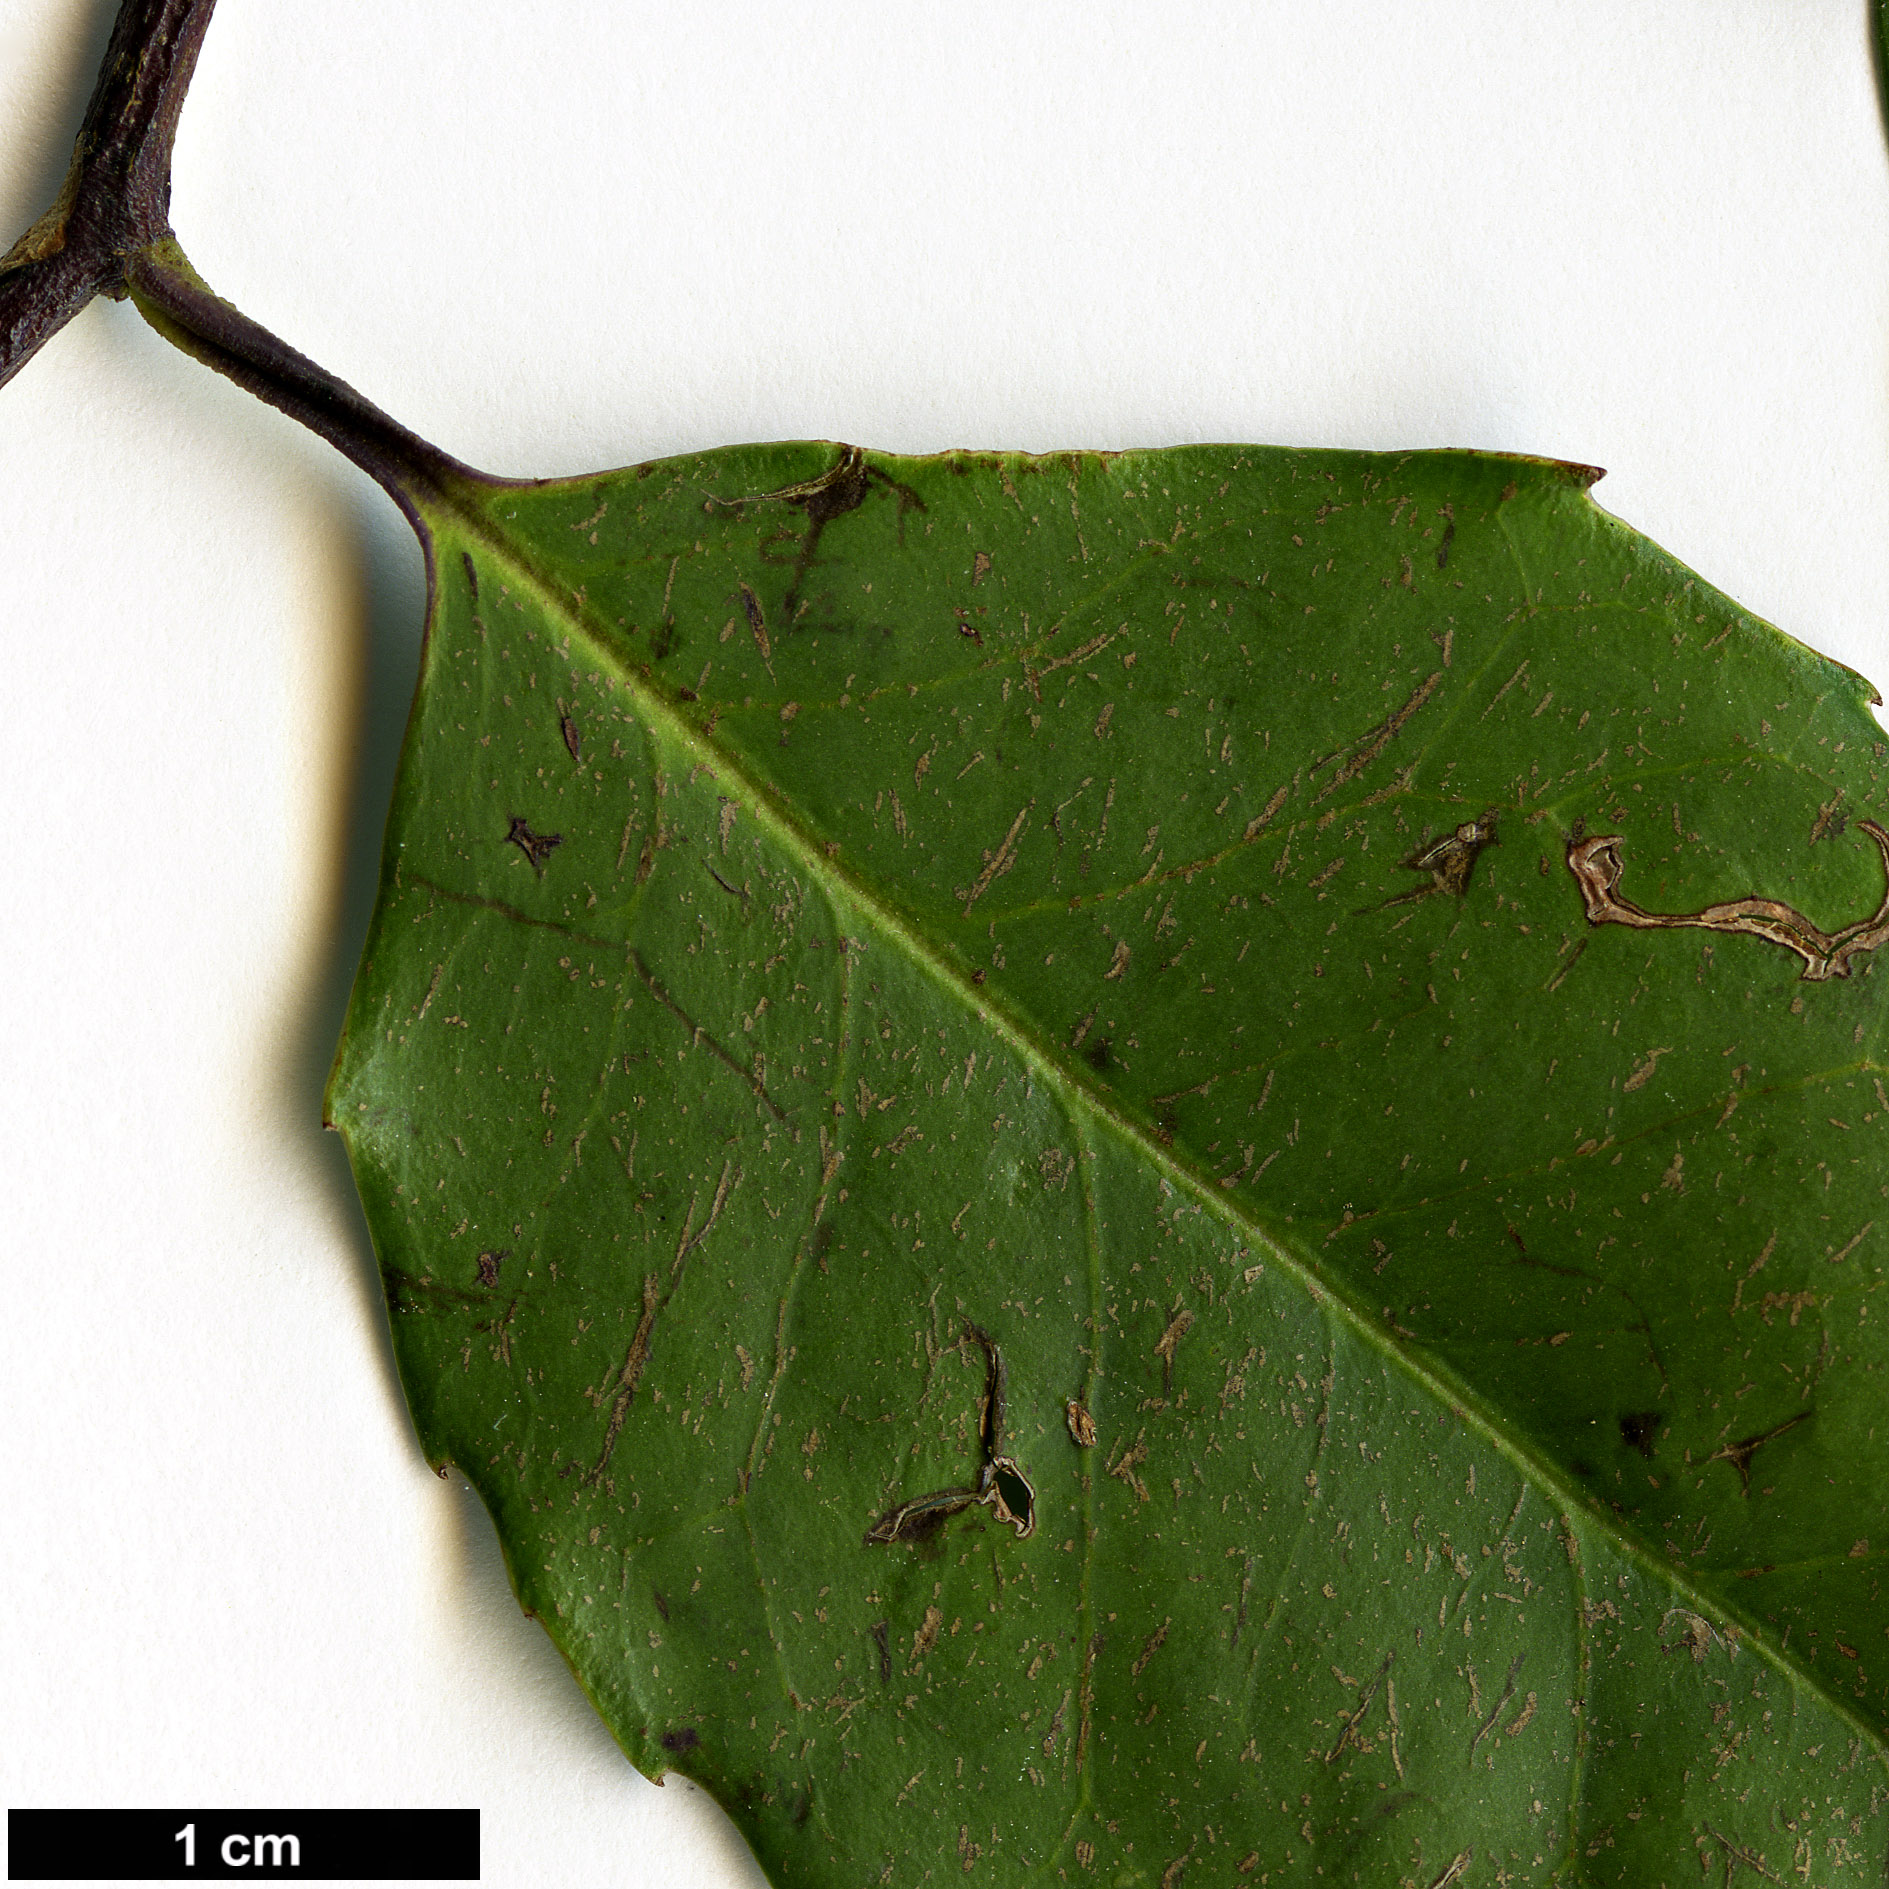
{"left": 420, "top": 472, "right": 1889, "bottom": 1766}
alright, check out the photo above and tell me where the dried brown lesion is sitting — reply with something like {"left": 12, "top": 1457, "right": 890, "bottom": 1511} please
{"left": 1707, "top": 1412, "right": 1809, "bottom": 1496}
{"left": 1566, "top": 819, "right": 1889, "bottom": 982}
{"left": 1360, "top": 810, "right": 1499, "bottom": 914}
{"left": 865, "top": 1321, "right": 1035, "bottom": 1545}
{"left": 505, "top": 815, "right": 564, "bottom": 872}
{"left": 863, "top": 1484, "right": 983, "bottom": 1546}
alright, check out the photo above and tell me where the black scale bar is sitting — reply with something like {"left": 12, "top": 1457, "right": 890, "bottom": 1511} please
{"left": 7, "top": 1810, "right": 478, "bottom": 1881}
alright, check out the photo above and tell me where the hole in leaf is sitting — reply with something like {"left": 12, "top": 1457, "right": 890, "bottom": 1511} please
{"left": 983, "top": 1457, "right": 1035, "bottom": 1538}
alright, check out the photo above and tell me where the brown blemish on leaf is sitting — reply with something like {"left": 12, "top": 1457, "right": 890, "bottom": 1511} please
{"left": 1729, "top": 1230, "right": 1778, "bottom": 1315}
{"left": 1108, "top": 1433, "right": 1151, "bottom": 1502}
{"left": 1042, "top": 1687, "right": 1070, "bottom": 1761}
{"left": 909, "top": 1606, "right": 945, "bottom": 1665}
{"left": 1480, "top": 660, "right": 1530, "bottom": 721}
{"left": 1130, "top": 1618, "right": 1170, "bottom": 1678}
{"left": 659, "top": 1726, "right": 699, "bottom": 1755}
{"left": 560, "top": 713, "right": 582, "bottom": 764}
{"left": 1065, "top": 1399, "right": 1097, "bottom": 1447}
{"left": 1826, "top": 1222, "right": 1874, "bottom": 1267}
{"left": 382, "top": 1269, "right": 512, "bottom": 1319}
{"left": 505, "top": 815, "right": 563, "bottom": 872}
{"left": 1426, "top": 1853, "right": 1474, "bottom": 1889}
{"left": 672, "top": 1160, "right": 739, "bottom": 1270}
{"left": 1700, "top": 1820, "right": 1780, "bottom": 1883}
{"left": 1543, "top": 935, "right": 1587, "bottom": 992}
{"left": 1229, "top": 1555, "right": 1258, "bottom": 1649}
{"left": 1325, "top": 1651, "right": 1393, "bottom": 1764}
{"left": 959, "top": 802, "right": 1034, "bottom": 914}
{"left": 1622, "top": 1047, "right": 1672, "bottom": 1094}
{"left": 1242, "top": 778, "right": 1292, "bottom": 843}
{"left": 1708, "top": 1413, "right": 1808, "bottom": 1496}
{"left": 1659, "top": 1609, "right": 1724, "bottom": 1663}
{"left": 768, "top": 449, "right": 872, "bottom": 610}
{"left": 1153, "top": 1304, "right": 1194, "bottom": 1395}
{"left": 591, "top": 1273, "right": 661, "bottom": 1482}
{"left": 758, "top": 446, "right": 924, "bottom": 613}
{"left": 1364, "top": 810, "right": 1499, "bottom": 915}
{"left": 739, "top": 581, "right": 771, "bottom": 665}
{"left": 1311, "top": 670, "right": 1442, "bottom": 804}
{"left": 474, "top": 1248, "right": 509, "bottom": 1288}
{"left": 865, "top": 1485, "right": 980, "bottom": 1547}
{"left": 589, "top": 1163, "right": 737, "bottom": 1483}
{"left": 1030, "top": 630, "right": 1117, "bottom": 695}
{"left": 1567, "top": 820, "right": 1889, "bottom": 981}
{"left": 1810, "top": 793, "right": 1848, "bottom": 844}
{"left": 1468, "top": 1652, "right": 1525, "bottom": 1753}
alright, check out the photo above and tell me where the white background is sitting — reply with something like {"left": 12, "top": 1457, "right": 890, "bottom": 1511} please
{"left": 4, "top": 5, "right": 1888, "bottom": 1885}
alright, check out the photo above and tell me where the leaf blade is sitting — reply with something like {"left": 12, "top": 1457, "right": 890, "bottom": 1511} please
{"left": 332, "top": 441, "right": 1889, "bottom": 1883}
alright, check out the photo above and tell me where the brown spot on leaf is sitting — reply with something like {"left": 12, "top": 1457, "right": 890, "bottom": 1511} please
{"left": 1108, "top": 1433, "right": 1151, "bottom": 1502}
{"left": 865, "top": 1487, "right": 979, "bottom": 1547}
{"left": 738, "top": 581, "right": 770, "bottom": 664}
{"left": 1153, "top": 1305, "right": 1194, "bottom": 1394}
{"left": 1311, "top": 670, "right": 1443, "bottom": 803}
{"left": 1709, "top": 1413, "right": 1808, "bottom": 1495}
{"left": 506, "top": 816, "right": 563, "bottom": 872}
{"left": 913, "top": 1604, "right": 943, "bottom": 1658}
{"left": 1131, "top": 1619, "right": 1170, "bottom": 1677}
{"left": 1622, "top": 1047, "right": 1672, "bottom": 1094}
{"left": 1367, "top": 810, "right": 1499, "bottom": 914}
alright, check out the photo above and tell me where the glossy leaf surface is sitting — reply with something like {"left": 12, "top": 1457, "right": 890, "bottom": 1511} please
{"left": 330, "top": 443, "right": 1889, "bottom": 1884}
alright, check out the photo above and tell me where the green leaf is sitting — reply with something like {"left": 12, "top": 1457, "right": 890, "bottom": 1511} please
{"left": 329, "top": 440, "right": 1887, "bottom": 1884}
